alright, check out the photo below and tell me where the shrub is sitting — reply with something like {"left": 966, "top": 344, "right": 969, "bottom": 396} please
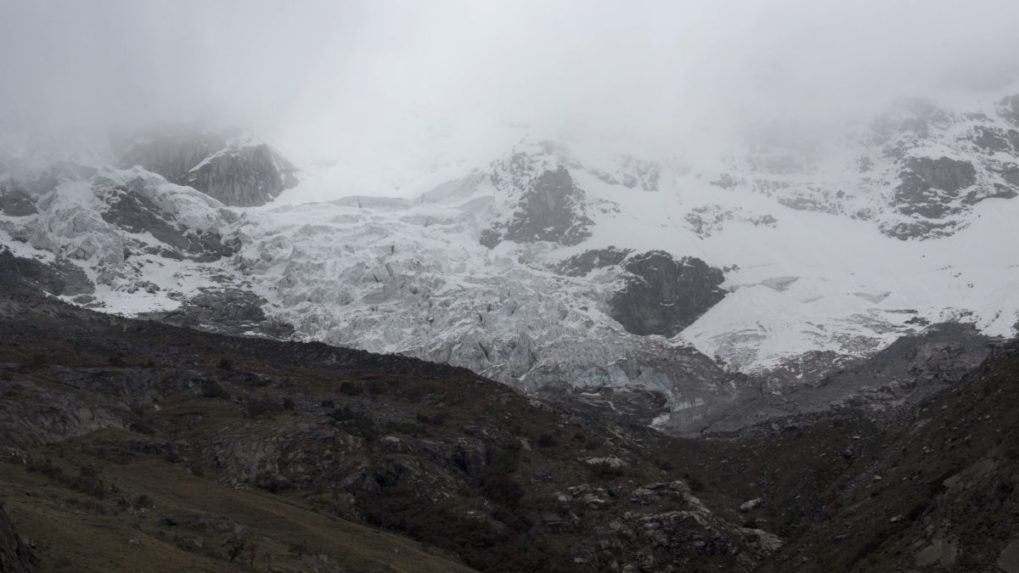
{"left": 330, "top": 407, "right": 378, "bottom": 443}
{"left": 415, "top": 412, "right": 448, "bottom": 426}
{"left": 129, "top": 419, "right": 155, "bottom": 435}
{"left": 536, "top": 433, "right": 559, "bottom": 448}
{"left": 27, "top": 457, "right": 63, "bottom": 479}
{"left": 485, "top": 442, "right": 521, "bottom": 475}
{"left": 683, "top": 472, "right": 706, "bottom": 492}
{"left": 200, "top": 379, "right": 229, "bottom": 399}
{"left": 30, "top": 353, "right": 46, "bottom": 367}
{"left": 481, "top": 474, "right": 524, "bottom": 509}
{"left": 217, "top": 357, "right": 234, "bottom": 371}
{"left": 255, "top": 471, "right": 291, "bottom": 494}
{"left": 339, "top": 381, "right": 363, "bottom": 396}
{"left": 244, "top": 398, "right": 281, "bottom": 419}
{"left": 70, "top": 465, "right": 108, "bottom": 498}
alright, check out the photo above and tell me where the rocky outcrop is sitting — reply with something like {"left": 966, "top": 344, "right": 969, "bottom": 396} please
{"left": 0, "top": 185, "right": 36, "bottom": 216}
{"left": 0, "top": 249, "right": 93, "bottom": 297}
{"left": 120, "top": 130, "right": 297, "bottom": 207}
{"left": 609, "top": 251, "right": 726, "bottom": 337}
{"left": 0, "top": 506, "right": 34, "bottom": 573}
{"left": 972, "top": 125, "right": 1019, "bottom": 153}
{"left": 0, "top": 378, "right": 124, "bottom": 447}
{"left": 567, "top": 480, "right": 781, "bottom": 572}
{"left": 488, "top": 165, "right": 593, "bottom": 246}
{"left": 555, "top": 246, "right": 631, "bottom": 276}
{"left": 95, "top": 176, "right": 236, "bottom": 261}
{"left": 894, "top": 156, "right": 977, "bottom": 219}
{"left": 186, "top": 142, "right": 298, "bottom": 207}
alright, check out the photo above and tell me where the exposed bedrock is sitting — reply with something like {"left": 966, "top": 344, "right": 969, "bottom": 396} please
{"left": 609, "top": 251, "right": 726, "bottom": 337}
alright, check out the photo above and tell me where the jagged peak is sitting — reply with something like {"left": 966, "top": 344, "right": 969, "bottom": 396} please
{"left": 116, "top": 126, "right": 298, "bottom": 207}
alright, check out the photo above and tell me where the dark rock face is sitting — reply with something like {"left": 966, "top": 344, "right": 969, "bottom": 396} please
{"left": 881, "top": 218, "right": 961, "bottom": 241}
{"left": 972, "top": 126, "right": 1019, "bottom": 153}
{"left": 96, "top": 178, "right": 235, "bottom": 261}
{"left": 0, "top": 377, "right": 124, "bottom": 447}
{"left": 500, "top": 166, "right": 592, "bottom": 246}
{"left": 556, "top": 246, "right": 631, "bottom": 276}
{"left": 609, "top": 251, "right": 726, "bottom": 337}
{"left": 894, "top": 157, "right": 977, "bottom": 219}
{"left": 0, "top": 506, "right": 34, "bottom": 573}
{"left": 349, "top": 456, "right": 422, "bottom": 491}
{"left": 478, "top": 228, "right": 501, "bottom": 249}
{"left": 0, "top": 249, "right": 93, "bottom": 297}
{"left": 1002, "top": 164, "right": 1019, "bottom": 188}
{"left": 967, "top": 183, "right": 1018, "bottom": 204}
{"left": 884, "top": 156, "right": 985, "bottom": 239}
{"left": 120, "top": 131, "right": 297, "bottom": 207}
{"left": 119, "top": 131, "right": 222, "bottom": 187}
{"left": 0, "top": 185, "right": 36, "bottom": 216}
{"left": 187, "top": 142, "right": 298, "bottom": 207}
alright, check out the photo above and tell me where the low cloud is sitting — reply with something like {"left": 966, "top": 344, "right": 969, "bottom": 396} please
{"left": 3, "top": 0, "right": 1019, "bottom": 193}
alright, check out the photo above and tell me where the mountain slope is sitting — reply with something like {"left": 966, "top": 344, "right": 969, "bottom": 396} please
{"left": 0, "top": 264, "right": 781, "bottom": 573}
{"left": 2, "top": 91, "right": 1019, "bottom": 433}
{"left": 1, "top": 230, "right": 1017, "bottom": 573}
{"left": 754, "top": 339, "right": 1019, "bottom": 572}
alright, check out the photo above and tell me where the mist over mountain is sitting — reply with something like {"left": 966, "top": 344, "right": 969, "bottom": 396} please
{"left": 5, "top": 0, "right": 1019, "bottom": 196}
{"left": 3, "top": 2, "right": 1019, "bottom": 572}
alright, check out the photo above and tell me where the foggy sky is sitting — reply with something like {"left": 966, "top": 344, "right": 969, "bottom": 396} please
{"left": 4, "top": 0, "right": 1019, "bottom": 181}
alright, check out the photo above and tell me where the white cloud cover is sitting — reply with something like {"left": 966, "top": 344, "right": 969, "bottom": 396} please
{"left": 3, "top": 0, "right": 1019, "bottom": 196}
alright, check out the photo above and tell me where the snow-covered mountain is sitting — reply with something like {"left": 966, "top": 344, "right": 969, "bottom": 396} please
{"left": 2, "top": 93, "right": 1019, "bottom": 434}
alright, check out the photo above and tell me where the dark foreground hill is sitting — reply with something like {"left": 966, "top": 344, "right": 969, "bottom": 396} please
{"left": 0, "top": 258, "right": 1017, "bottom": 573}
{"left": 0, "top": 269, "right": 779, "bottom": 573}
